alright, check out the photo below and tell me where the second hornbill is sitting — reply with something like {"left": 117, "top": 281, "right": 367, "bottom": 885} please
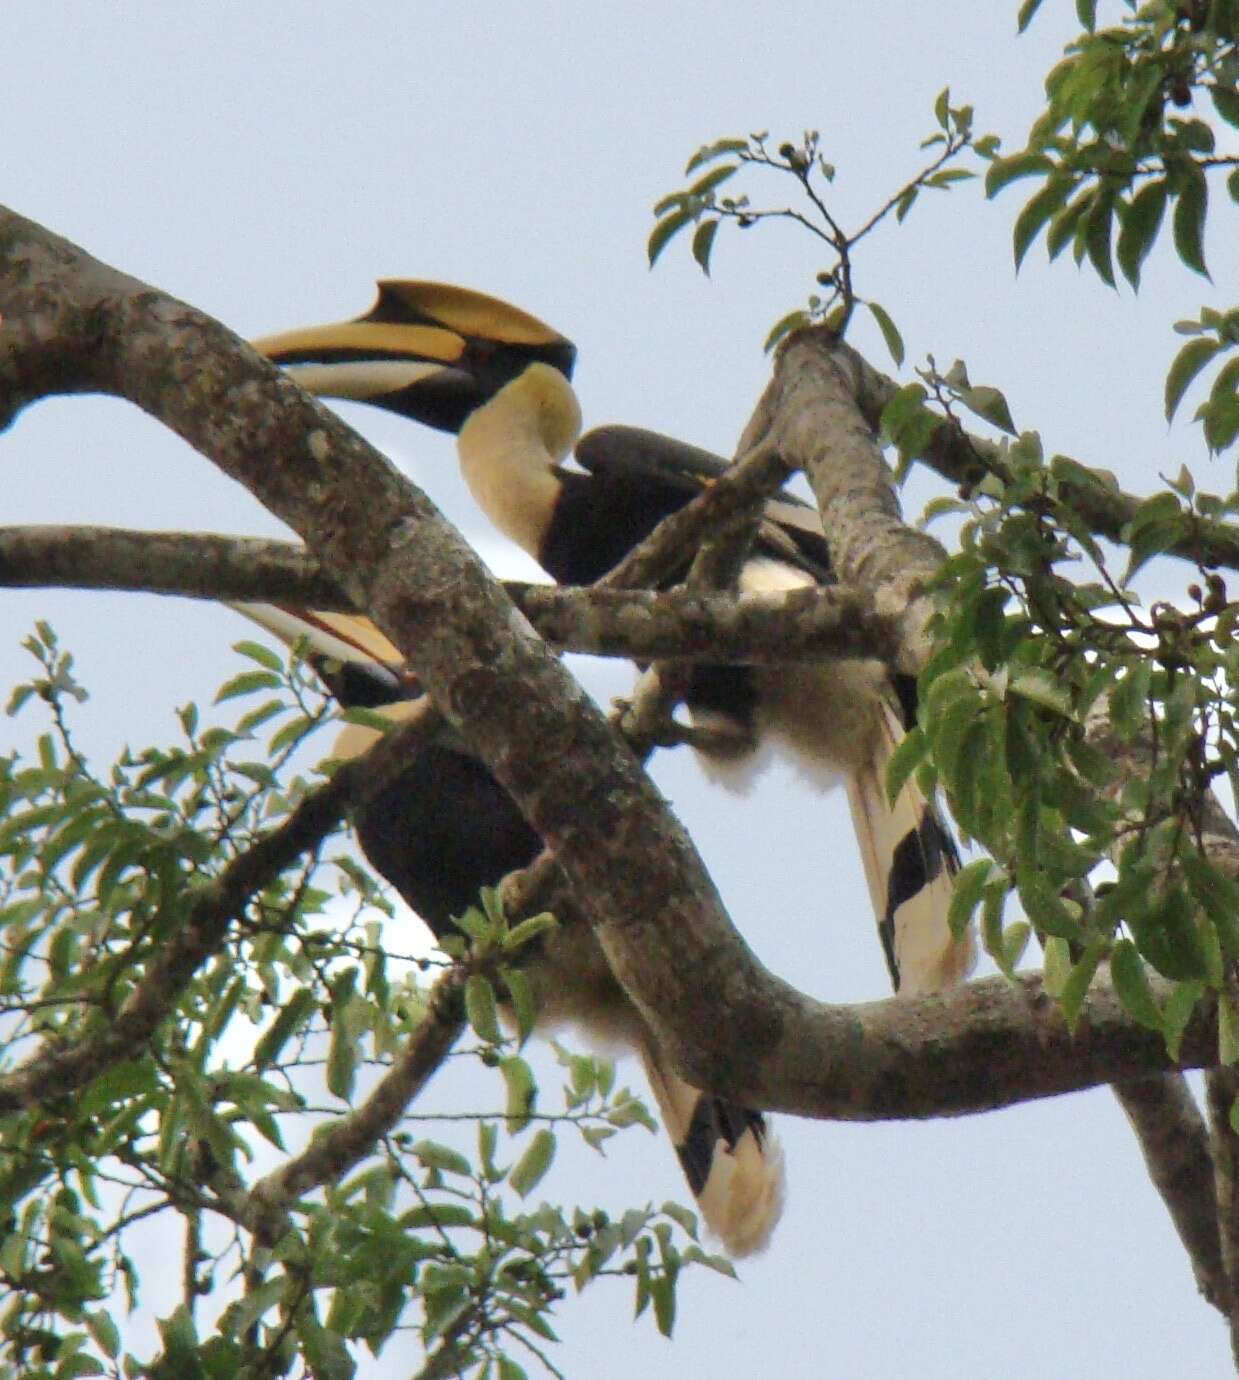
{"left": 252, "top": 280, "right": 975, "bottom": 997}
{"left": 231, "top": 602, "right": 784, "bottom": 1256}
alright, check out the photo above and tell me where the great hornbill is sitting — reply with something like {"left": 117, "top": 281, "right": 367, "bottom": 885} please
{"left": 252, "top": 280, "right": 974, "bottom": 996}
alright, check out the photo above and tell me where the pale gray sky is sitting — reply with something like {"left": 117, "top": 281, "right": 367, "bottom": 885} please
{"left": 2, "top": 4, "right": 1234, "bottom": 1376}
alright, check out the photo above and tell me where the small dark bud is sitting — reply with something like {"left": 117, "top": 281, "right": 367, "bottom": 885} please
{"left": 778, "top": 142, "right": 795, "bottom": 159}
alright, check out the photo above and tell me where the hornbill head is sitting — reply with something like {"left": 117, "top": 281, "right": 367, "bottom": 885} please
{"left": 251, "top": 280, "right": 577, "bottom": 433}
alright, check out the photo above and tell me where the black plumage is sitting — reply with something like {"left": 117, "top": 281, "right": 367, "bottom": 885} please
{"left": 231, "top": 602, "right": 785, "bottom": 1255}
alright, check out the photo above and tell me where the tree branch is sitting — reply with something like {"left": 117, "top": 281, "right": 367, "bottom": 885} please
{"left": 579, "top": 432, "right": 794, "bottom": 590}
{"left": 0, "top": 703, "right": 441, "bottom": 1113}
{"left": 738, "top": 326, "right": 947, "bottom": 675}
{"left": 1114, "top": 1075, "right": 1226, "bottom": 1311}
{"left": 1208, "top": 1067, "right": 1239, "bottom": 1362}
{"left": 0, "top": 523, "right": 901, "bottom": 666}
{"left": 0, "top": 524, "right": 350, "bottom": 605}
{"left": 838, "top": 339, "right": 1239, "bottom": 573}
{"left": 244, "top": 966, "right": 466, "bottom": 1246}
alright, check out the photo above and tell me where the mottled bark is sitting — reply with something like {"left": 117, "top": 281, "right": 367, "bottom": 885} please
{"left": 0, "top": 206, "right": 1229, "bottom": 1139}
{"left": 0, "top": 523, "right": 901, "bottom": 665}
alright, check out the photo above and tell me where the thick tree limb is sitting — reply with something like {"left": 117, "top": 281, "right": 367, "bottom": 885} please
{"left": 0, "top": 525, "right": 351, "bottom": 606}
{"left": 0, "top": 523, "right": 901, "bottom": 666}
{"left": 738, "top": 327, "right": 946, "bottom": 675}
{"left": 1114, "top": 1075, "right": 1226, "bottom": 1310}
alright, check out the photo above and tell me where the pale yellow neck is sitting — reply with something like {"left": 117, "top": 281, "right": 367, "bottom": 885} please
{"left": 457, "top": 411, "right": 561, "bottom": 557}
{"left": 456, "top": 366, "right": 581, "bottom": 559}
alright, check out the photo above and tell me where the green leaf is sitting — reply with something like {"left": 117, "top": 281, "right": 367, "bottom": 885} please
{"left": 327, "top": 997, "right": 359, "bottom": 1102}
{"left": 762, "top": 309, "right": 810, "bottom": 353}
{"left": 411, "top": 1139, "right": 473, "bottom": 1176}
{"left": 226, "top": 1276, "right": 286, "bottom": 1338}
{"left": 1131, "top": 884, "right": 1210, "bottom": 982}
{"left": 650, "top": 1274, "right": 676, "bottom": 1337}
{"left": 1060, "top": 942, "right": 1106, "bottom": 1033}
{"left": 156, "top": 1305, "right": 204, "bottom": 1375}
{"left": 1172, "top": 162, "right": 1209, "bottom": 278}
{"left": 1017, "top": 0, "right": 1045, "bottom": 31}
{"left": 1110, "top": 939, "right": 1163, "bottom": 1032}
{"left": 933, "top": 86, "right": 950, "bottom": 130}
{"left": 1083, "top": 187, "right": 1115, "bottom": 287}
{"left": 685, "top": 138, "right": 749, "bottom": 174}
{"left": 1001, "top": 921, "right": 1032, "bottom": 975}
{"left": 884, "top": 725, "right": 928, "bottom": 807}
{"left": 960, "top": 385, "right": 1017, "bottom": 435}
{"left": 1182, "top": 852, "right": 1239, "bottom": 960}
{"left": 215, "top": 669, "right": 283, "bottom": 704}
{"left": 1163, "top": 981, "right": 1204, "bottom": 1062}
{"left": 866, "top": 301, "right": 905, "bottom": 366}
{"left": 948, "top": 859, "right": 994, "bottom": 941}
{"left": 85, "top": 1311, "right": 120, "bottom": 1360}
{"left": 1012, "top": 179, "right": 1071, "bottom": 268}
{"left": 661, "top": 1201, "right": 700, "bottom": 1239}
{"left": 648, "top": 207, "right": 696, "bottom": 268}
{"left": 253, "top": 987, "right": 316, "bottom": 1070}
{"left": 233, "top": 639, "right": 285, "bottom": 673}
{"left": 1220, "top": 994, "right": 1239, "bottom": 1064}
{"left": 501, "top": 1055, "right": 537, "bottom": 1133}
{"left": 1108, "top": 660, "right": 1152, "bottom": 738}
{"left": 504, "top": 911, "right": 556, "bottom": 951}
{"left": 1076, "top": 0, "right": 1097, "bottom": 29}
{"left": 1017, "top": 867, "right": 1082, "bottom": 942}
{"left": 691, "top": 219, "right": 720, "bottom": 276}
{"left": 688, "top": 164, "right": 739, "bottom": 198}
{"left": 402, "top": 1203, "right": 476, "bottom": 1230}
{"left": 465, "top": 974, "right": 502, "bottom": 1045}
{"left": 509, "top": 1128, "right": 556, "bottom": 1198}
{"left": 478, "top": 1120, "right": 503, "bottom": 1182}
{"left": 297, "top": 1317, "right": 354, "bottom": 1380}
{"left": 1166, "top": 336, "right": 1222, "bottom": 421}
{"left": 1042, "top": 936, "right": 1072, "bottom": 997}
{"left": 501, "top": 968, "right": 538, "bottom": 1045}
{"left": 1046, "top": 188, "right": 1093, "bottom": 262}
{"left": 984, "top": 152, "right": 1053, "bottom": 197}
{"left": 1007, "top": 670, "right": 1073, "bottom": 718}
{"left": 1117, "top": 180, "right": 1168, "bottom": 289}
{"left": 1214, "top": 84, "right": 1239, "bottom": 130}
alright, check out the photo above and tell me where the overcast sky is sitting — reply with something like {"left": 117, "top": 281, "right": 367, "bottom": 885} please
{"left": 3, "top": 4, "right": 1236, "bottom": 1377}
